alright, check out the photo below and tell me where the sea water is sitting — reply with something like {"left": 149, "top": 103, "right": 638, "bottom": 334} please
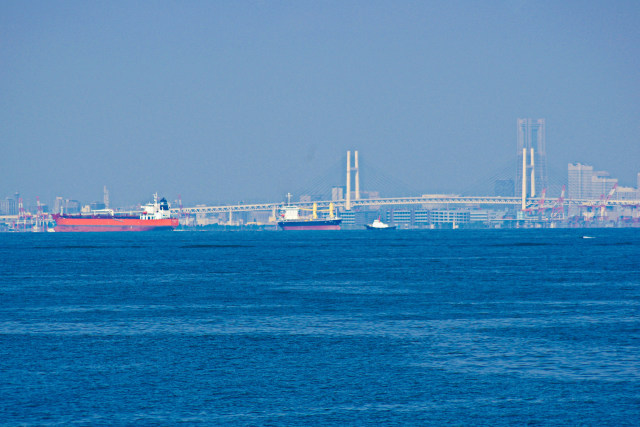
{"left": 1, "top": 229, "right": 639, "bottom": 425}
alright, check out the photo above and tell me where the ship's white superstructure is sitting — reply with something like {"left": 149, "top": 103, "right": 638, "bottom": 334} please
{"left": 365, "top": 218, "right": 396, "bottom": 230}
{"left": 141, "top": 193, "right": 172, "bottom": 220}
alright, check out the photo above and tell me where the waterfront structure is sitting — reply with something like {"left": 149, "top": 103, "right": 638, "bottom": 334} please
{"left": 470, "top": 210, "right": 489, "bottom": 223}
{"left": 385, "top": 210, "right": 411, "bottom": 225}
{"left": 341, "top": 211, "right": 355, "bottom": 225}
{"left": 414, "top": 210, "right": 430, "bottom": 225}
{"left": 431, "top": 210, "right": 470, "bottom": 226}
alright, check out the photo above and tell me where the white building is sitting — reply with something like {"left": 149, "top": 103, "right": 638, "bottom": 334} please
{"left": 568, "top": 163, "right": 618, "bottom": 200}
{"left": 590, "top": 171, "right": 618, "bottom": 199}
{"left": 430, "top": 210, "right": 470, "bottom": 225}
{"left": 568, "top": 163, "right": 594, "bottom": 199}
{"left": 614, "top": 186, "right": 638, "bottom": 201}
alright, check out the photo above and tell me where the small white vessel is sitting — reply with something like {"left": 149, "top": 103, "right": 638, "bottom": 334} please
{"left": 365, "top": 218, "right": 396, "bottom": 230}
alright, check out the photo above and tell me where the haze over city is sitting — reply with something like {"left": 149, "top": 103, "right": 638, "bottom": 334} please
{"left": 2, "top": 1, "right": 639, "bottom": 207}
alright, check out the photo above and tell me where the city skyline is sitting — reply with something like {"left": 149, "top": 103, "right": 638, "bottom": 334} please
{"left": 2, "top": 149, "right": 638, "bottom": 214}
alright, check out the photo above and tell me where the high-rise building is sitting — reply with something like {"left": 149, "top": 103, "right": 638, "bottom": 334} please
{"left": 615, "top": 186, "right": 637, "bottom": 201}
{"left": 591, "top": 171, "right": 617, "bottom": 198}
{"left": 331, "top": 186, "right": 344, "bottom": 201}
{"left": 0, "top": 197, "right": 17, "bottom": 215}
{"left": 103, "top": 186, "right": 109, "bottom": 209}
{"left": 516, "top": 119, "right": 547, "bottom": 198}
{"left": 54, "top": 197, "right": 64, "bottom": 214}
{"left": 66, "top": 200, "right": 81, "bottom": 214}
{"left": 568, "top": 163, "right": 594, "bottom": 199}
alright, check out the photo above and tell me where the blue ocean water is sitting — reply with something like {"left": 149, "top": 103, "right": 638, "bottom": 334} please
{"left": 1, "top": 229, "right": 639, "bottom": 426}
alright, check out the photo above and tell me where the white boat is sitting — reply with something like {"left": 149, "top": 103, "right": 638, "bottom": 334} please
{"left": 365, "top": 218, "right": 396, "bottom": 230}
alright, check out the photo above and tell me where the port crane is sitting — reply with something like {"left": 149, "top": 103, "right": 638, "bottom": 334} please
{"left": 581, "top": 184, "right": 617, "bottom": 222}
{"left": 550, "top": 186, "right": 566, "bottom": 220}
{"left": 293, "top": 202, "right": 338, "bottom": 220}
{"left": 536, "top": 188, "right": 547, "bottom": 215}
{"left": 598, "top": 184, "right": 617, "bottom": 221}
{"left": 177, "top": 195, "right": 191, "bottom": 227}
{"left": 521, "top": 188, "right": 547, "bottom": 219}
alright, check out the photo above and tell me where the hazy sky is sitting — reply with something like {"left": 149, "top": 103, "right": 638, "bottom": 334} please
{"left": 2, "top": 1, "right": 639, "bottom": 207}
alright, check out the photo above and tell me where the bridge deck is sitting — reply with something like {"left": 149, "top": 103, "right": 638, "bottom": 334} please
{"left": 172, "top": 197, "right": 640, "bottom": 215}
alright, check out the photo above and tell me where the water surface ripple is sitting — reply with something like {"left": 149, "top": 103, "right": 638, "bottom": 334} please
{"left": 1, "top": 229, "right": 639, "bottom": 425}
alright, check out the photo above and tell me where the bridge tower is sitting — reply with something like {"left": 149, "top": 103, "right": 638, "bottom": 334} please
{"left": 517, "top": 118, "right": 547, "bottom": 210}
{"left": 520, "top": 147, "right": 537, "bottom": 210}
{"left": 345, "top": 150, "right": 360, "bottom": 210}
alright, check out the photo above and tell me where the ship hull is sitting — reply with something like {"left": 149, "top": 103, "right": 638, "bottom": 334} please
{"left": 53, "top": 215, "right": 179, "bottom": 232}
{"left": 277, "top": 219, "right": 342, "bottom": 231}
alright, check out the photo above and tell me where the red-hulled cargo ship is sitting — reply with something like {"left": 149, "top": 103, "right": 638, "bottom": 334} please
{"left": 53, "top": 194, "right": 178, "bottom": 232}
{"left": 277, "top": 202, "right": 342, "bottom": 231}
